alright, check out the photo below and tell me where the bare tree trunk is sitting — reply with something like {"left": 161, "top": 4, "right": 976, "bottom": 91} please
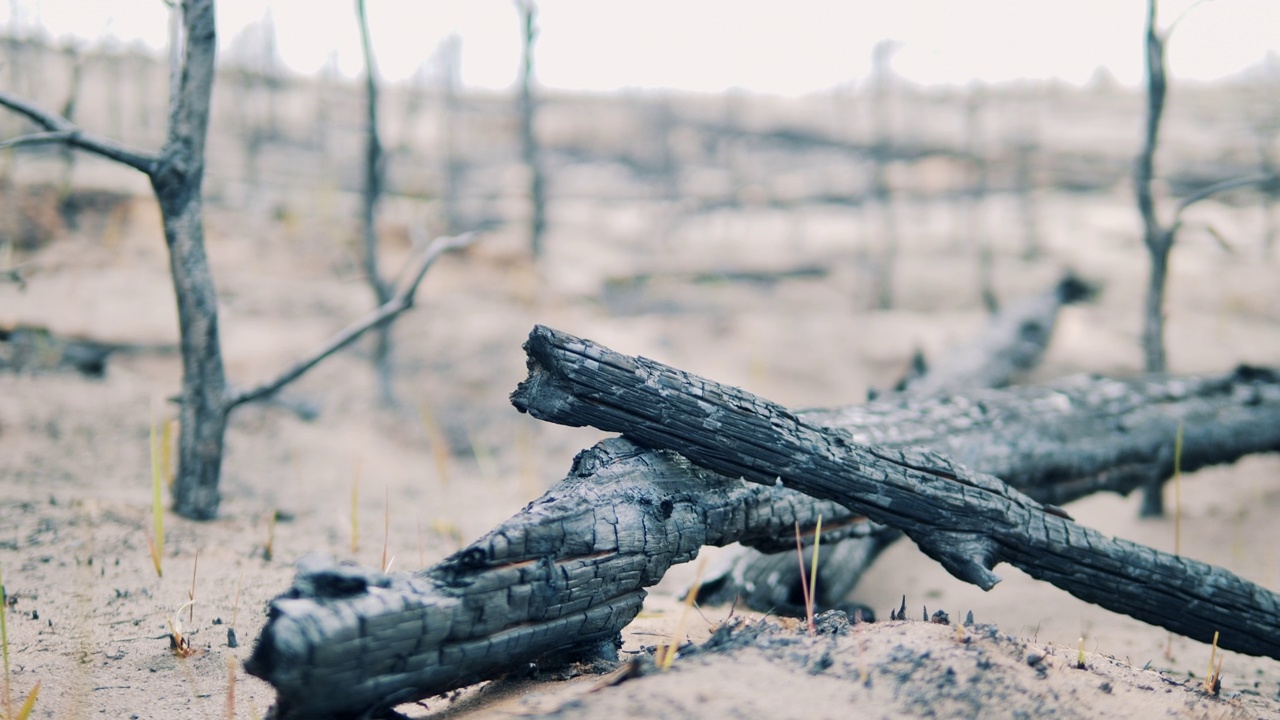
{"left": 0, "top": 1, "right": 474, "bottom": 519}
{"left": 963, "top": 84, "right": 996, "bottom": 311}
{"left": 1133, "top": 0, "right": 1171, "bottom": 516}
{"left": 869, "top": 41, "right": 899, "bottom": 310}
{"left": 1014, "top": 138, "right": 1041, "bottom": 260}
{"left": 55, "top": 45, "right": 84, "bottom": 224}
{"left": 436, "top": 35, "right": 463, "bottom": 235}
{"left": 356, "top": 0, "right": 396, "bottom": 406}
{"left": 1135, "top": 0, "right": 1169, "bottom": 377}
{"left": 151, "top": 0, "right": 229, "bottom": 519}
{"left": 1258, "top": 127, "right": 1277, "bottom": 257}
{"left": 516, "top": 0, "right": 545, "bottom": 258}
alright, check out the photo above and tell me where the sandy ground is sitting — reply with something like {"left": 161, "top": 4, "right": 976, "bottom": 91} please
{"left": 3, "top": 146, "right": 1280, "bottom": 719}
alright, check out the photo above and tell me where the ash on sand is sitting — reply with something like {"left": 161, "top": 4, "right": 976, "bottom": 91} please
{"left": 472, "top": 610, "right": 1269, "bottom": 720}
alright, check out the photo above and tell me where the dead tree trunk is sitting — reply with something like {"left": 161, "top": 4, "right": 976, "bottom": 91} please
{"left": 516, "top": 0, "right": 545, "bottom": 258}
{"left": 436, "top": 35, "right": 463, "bottom": 236}
{"left": 55, "top": 44, "right": 83, "bottom": 222}
{"left": 512, "top": 326, "right": 1280, "bottom": 656}
{"left": 153, "top": 0, "right": 228, "bottom": 519}
{"left": 0, "top": 0, "right": 475, "bottom": 519}
{"left": 1, "top": 0, "right": 229, "bottom": 519}
{"left": 356, "top": 0, "right": 396, "bottom": 406}
{"left": 963, "top": 85, "right": 996, "bottom": 311}
{"left": 1131, "top": 0, "right": 1278, "bottom": 515}
{"left": 868, "top": 40, "right": 899, "bottom": 310}
{"left": 247, "top": 346, "right": 1280, "bottom": 719}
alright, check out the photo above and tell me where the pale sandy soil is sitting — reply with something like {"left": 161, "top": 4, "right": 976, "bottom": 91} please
{"left": 2, "top": 181, "right": 1279, "bottom": 720}
{"left": 2, "top": 74, "right": 1280, "bottom": 719}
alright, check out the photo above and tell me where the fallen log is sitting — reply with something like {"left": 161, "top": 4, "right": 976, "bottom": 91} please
{"left": 246, "top": 438, "right": 878, "bottom": 720}
{"left": 247, "top": 329, "right": 1280, "bottom": 719}
{"left": 510, "top": 326, "right": 1280, "bottom": 660}
{"left": 895, "top": 271, "right": 1094, "bottom": 396}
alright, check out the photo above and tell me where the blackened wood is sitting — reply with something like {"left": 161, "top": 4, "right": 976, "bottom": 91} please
{"left": 247, "top": 437, "right": 876, "bottom": 720}
{"left": 511, "top": 325, "right": 1280, "bottom": 660}
{"left": 897, "top": 273, "right": 1093, "bottom": 396}
{"left": 701, "top": 360, "right": 1280, "bottom": 609}
{"left": 714, "top": 272, "right": 1093, "bottom": 611}
{"left": 248, "top": 342, "right": 1280, "bottom": 719}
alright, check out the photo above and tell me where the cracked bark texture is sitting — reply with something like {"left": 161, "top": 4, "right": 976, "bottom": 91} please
{"left": 246, "top": 438, "right": 876, "bottom": 719}
{"left": 510, "top": 326, "right": 1280, "bottom": 660}
{"left": 247, "top": 329, "right": 1280, "bottom": 719}
{"left": 711, "top": 272, "right": 1094, "bottom": 609}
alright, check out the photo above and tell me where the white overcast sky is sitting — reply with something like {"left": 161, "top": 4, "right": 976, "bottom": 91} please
{"left": 2, "top": 1, "right": 1278, "bottom": 94}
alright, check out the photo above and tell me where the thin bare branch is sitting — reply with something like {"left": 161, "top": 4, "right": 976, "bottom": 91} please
{"left": 1165, "top": 0, "right": 1213, "bottom": 38}
{"left": 0, "top": 91, "right": 158, "bottom": 173}
{"left": 1172, "top": 172, "right": 1279, "bottom": 225}
{"left": 0, "top": 130, "right": 76, "bottom": 151}
{"left": 226, "top": 232, "right": 477, "bottom": 409}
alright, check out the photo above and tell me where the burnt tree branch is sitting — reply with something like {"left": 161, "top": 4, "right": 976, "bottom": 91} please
{"left": 227, "top": 232, "right": 475, "bottom": 409}
{"left": 247, "top": 337, "right": 1280, "bottom": 719}
{"left": 0, "top": 90, "right": 158, "bottom": 172}
{"left": 715, "top": 272, "right": 1095, "bottom": 610}
{"left": 511, "top": 326, "right": 1280, "bottom": 658}
{"left": 1172, "top": 172, "right": 1280, "bottom": 228}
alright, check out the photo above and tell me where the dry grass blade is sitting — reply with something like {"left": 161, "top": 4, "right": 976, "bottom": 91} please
{"left": 656, "top": 558, "right": 707, "bottom": 670}
{"left": 419, "top": 403, "right": 452, "bottom": 487}
{"left": 807, "top": 515, "right": 823, "bottom": 635}
{"left": 1174, "top": 420, "right": 1184, "bottom": 555}
{"left": 188, "top": 550, "right": 200, "bottom": 624}
{"left": 149, "top": 415, "right": 165, "bottom": 578}
{"left": 792, "top": 521, "right": 812, "bottom": 631}
{"left": 225, "top": 656, "right": 236, "bottom": 720}
{"left": 381, "top": 485, "right": 394, "bottom": 573}
{"left": 351, "top": 461, "right": 361, "bottom": 557}
{"left": 264, "top": 510, "right": 277, "bottom": 562}
{"left": 12, "top": 681, "right": 39, "bottom": 720}
{"left": 1204, "top": 630, "right": 1223, "bottom": 695}
{"left": 161, "top": 418, "right": 176, "bottom": 487}
{"left": 1, "top": 562, "right": 11, "bottom": 718}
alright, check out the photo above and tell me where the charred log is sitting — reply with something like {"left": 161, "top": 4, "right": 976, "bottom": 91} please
{"left": 246, "top": 326, "right": 1280, "bottom": 718}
